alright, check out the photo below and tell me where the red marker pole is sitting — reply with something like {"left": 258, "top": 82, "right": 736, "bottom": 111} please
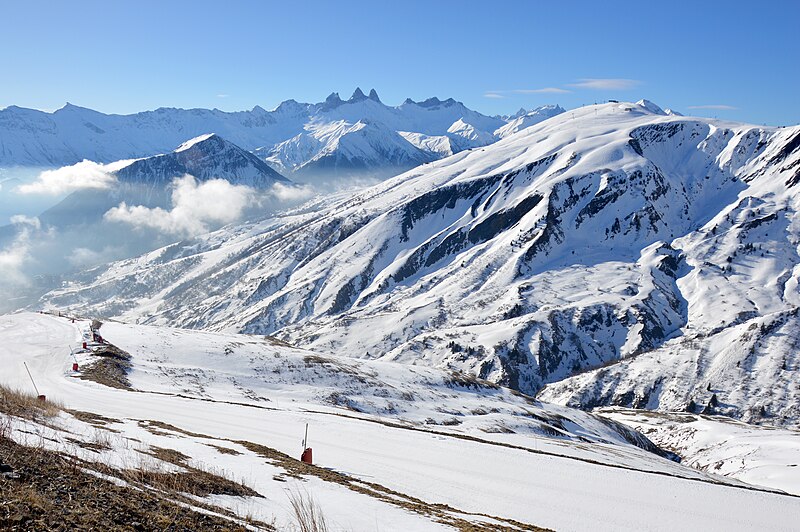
{"left": 69, "top": 346, "right": 79, "bottom": 372}
{"left": 23, "top": 362, "right": 45, "bottom": 401}
{"left": 300, "top": 423, "right": 313, "bottom": 464}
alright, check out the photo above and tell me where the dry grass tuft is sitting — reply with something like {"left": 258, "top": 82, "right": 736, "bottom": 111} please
{"left": 0, "top": 414, "right": 11, "bottom": 440}
{"left": 289, "top": 488, "right": 329, "bottom": 532}
{"left": 0, "top": 384, "right": 62, "bottom": 421}
{"left": 208, "top": 443, "right": 243, "bottom": 455}
{"left": 144, "top": 446, "right": 190, "bottom": 465}
{"left": 124, "top": 445, "right": 259, "bottom": 499}
{"left": 0, "top": 437, "right": 260, "bottom": 530}
{"left": 67, "top": 409, "right": 122, "bottom": 428}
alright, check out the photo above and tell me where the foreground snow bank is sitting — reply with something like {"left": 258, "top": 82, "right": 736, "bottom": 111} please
{"left": 2, "top": 312, "right": 800, "bottom": 531}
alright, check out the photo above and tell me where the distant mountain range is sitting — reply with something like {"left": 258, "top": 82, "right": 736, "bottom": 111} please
{"left": 0, "top": 90, "right": 564, "bottom": 178}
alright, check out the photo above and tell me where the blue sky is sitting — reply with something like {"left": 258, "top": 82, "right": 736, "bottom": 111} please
{"left": 2, "top": 0, "right": 798, "bottom": 125}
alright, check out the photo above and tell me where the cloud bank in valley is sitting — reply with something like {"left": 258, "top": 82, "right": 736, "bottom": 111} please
{"left": 104, "top": 174, "right": 258, "bottom": 236}
{"left": 267, "top": 181, "right": 316, "bottom": 202}
{"left": 0, "top": 215, "right": 44, "bottom": 287}
{"left": 17, "top": 159, "right": 134, "bottom": 195}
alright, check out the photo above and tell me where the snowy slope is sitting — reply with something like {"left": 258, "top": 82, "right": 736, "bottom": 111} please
{"left": 598, "top": 408, "right": 800, "bottom": 496}
{"left": 494, "top": 105, "right": 566, "bottom": 138}
{"left": 40, "top": 101, "right": 800, "bottom": 428}
{"left": 0, "top": 90, "right": 553, "bottom": 179}
{"left": 2, "top": 312, "right": 800, "bottom": 531}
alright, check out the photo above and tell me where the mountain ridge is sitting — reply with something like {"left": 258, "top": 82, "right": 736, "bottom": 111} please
{"left": 39, "top": 101, "right": 800, "bottom": 428}
{"left": 0, "top": 93, "right": 564, "bottom": 178}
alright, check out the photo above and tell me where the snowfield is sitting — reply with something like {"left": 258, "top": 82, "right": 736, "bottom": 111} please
{"left": 2, "top": 312, "right": 800, "bottom": 531}
{"left": 599, "top": 407, "right": 800, "bottom": 496}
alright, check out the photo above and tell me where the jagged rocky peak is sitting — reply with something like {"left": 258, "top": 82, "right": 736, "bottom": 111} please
{"left": 512, "top": 107, "right": 528, "bottom": 119}
{"left": 517, "top": 105, "right": 566, "bottom": 120}
{"left": 534, "top": 104, "right": 566, "bottom": 114}
{"left": 349, "top": 87, "right": 368, "bottom": 102}
{"left": 346, "top": 87, "right": 382, "bottom": 104}
{"left": 418, "top": 96, "right": 457, "bottom": 108}
{"left": 400, "top": 96, "right": 457, "bottom": 108}
{"left": 320, "top": 92, "right": 344, "bottom": 111}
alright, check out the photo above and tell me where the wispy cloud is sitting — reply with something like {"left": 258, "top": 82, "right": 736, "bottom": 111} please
{"left": 9, "top": 215, "right": 41, "bottom": 229}
{"left": 268, "top": 182, "right": 316, "bottom": 202}
{"left": 568, "top": 78, "right": 641, "bottom": 90}
{"left": 485, "top": 87, "right": 572, "bottom": 98}
{"left": 217, "top": 93, "right": 229, "bottom": 98}
{"left": 0, "top": 216, "right": 43, "bottom": 288}
{"left": 512, "top": 88, "right": 571, "bottom": 94}
{"left": 67, "top": 245, "right": 126, "bottom": 269}
{"left": 687, "top": 104, "right": 738, "bottom": 110}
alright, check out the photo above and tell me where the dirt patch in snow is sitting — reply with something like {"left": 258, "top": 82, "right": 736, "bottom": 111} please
{"left": 77, "top": 344, "right": 133, "bottom": 390}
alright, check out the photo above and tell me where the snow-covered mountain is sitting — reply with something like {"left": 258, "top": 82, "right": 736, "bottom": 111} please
{"left": 38, "top": 133, "right": 289, "bottom": 228}
{"left": 0, "top": 90, "right": 562, "bottom": 179}
{"left": 599, "top": 407, "right": 800, "bottom": 495}
{"left": 263, "top": 118, "right": 436, "bottom": 177}
{"left": 494, "top": 104, "right": 566, "bottom": 138}
{"left": 40, "top": 100, "right": 800, "bottom": 428}
{"left": 115, "top": 133, "right": 288, "bottom": 187}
